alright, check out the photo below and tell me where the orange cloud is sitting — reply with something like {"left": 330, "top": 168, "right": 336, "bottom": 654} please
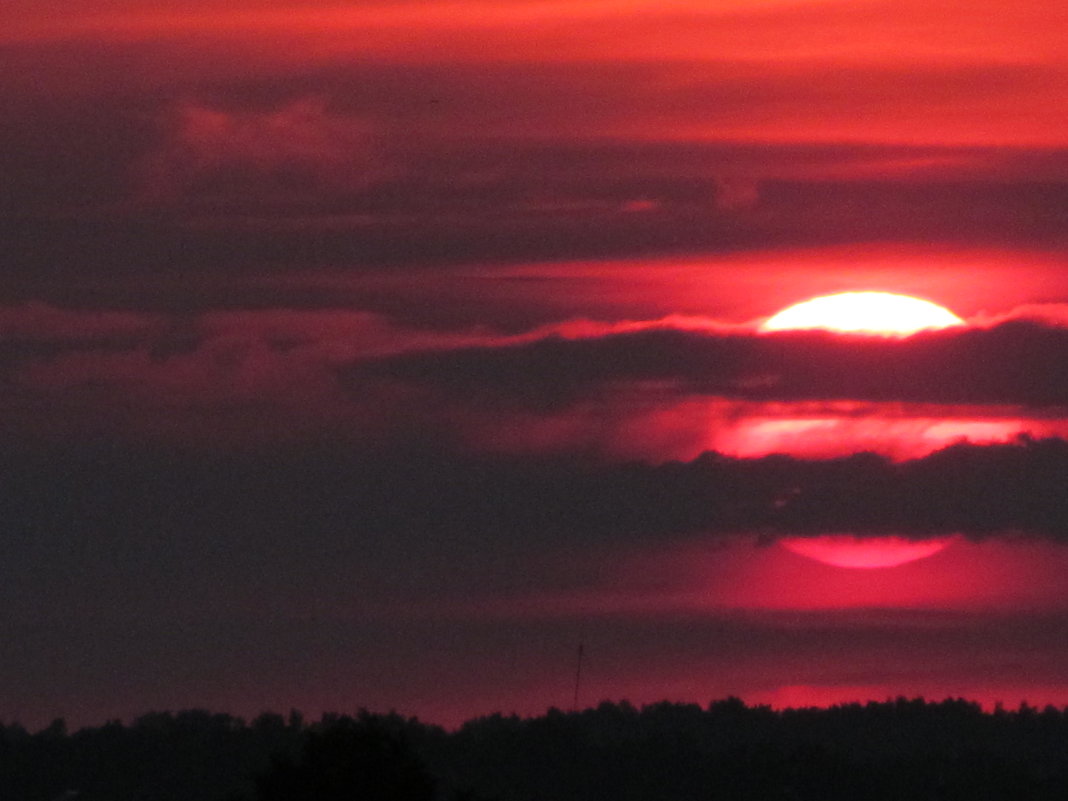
{"left": 6, "top": 0, "right": 1061, "bottom": 64}
{"left": 4, "top": 1, "right": 1064, "bottom": 148}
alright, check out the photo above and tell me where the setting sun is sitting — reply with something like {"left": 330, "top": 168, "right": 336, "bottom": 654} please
{"left": 779, "top": 535, "right": 955, "bottom": 569}
{"left": 760, "top": 291, "right": 966, "bottom": 568}
{"left": 761, "top": 291, "right": 964, "bottom": 335}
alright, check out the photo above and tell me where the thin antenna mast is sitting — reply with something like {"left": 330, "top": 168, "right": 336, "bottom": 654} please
{"left": 572, "top": 642, "right": 584, "bottom": 711}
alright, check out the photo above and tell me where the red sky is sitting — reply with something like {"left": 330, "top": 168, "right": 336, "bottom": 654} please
{"left": 1, "top": 0, "right": 1067, "bottom": 730}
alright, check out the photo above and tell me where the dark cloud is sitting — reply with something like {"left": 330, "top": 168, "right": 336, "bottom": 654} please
{"left": 3, "top": 436, "right": 1068, "bottom": 564}
{"left": 347, "top": 320, "right": 1068, "bottom": 410}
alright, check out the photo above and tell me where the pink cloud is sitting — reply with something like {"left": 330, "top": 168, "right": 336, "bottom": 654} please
{"left": 136, "top": 98, "right": 385, "bottom": 208}
{"left": 0, "top": 303, "right": 164, "bottom": 342}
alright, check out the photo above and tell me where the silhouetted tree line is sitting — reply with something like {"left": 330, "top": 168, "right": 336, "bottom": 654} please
{"left": 4, "top": 698, "right": 1068, "bottom": 800}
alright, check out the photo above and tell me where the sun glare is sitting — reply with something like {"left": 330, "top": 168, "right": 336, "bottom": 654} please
{"left": 761, "top": 291, "right": 964, "bottom": 335}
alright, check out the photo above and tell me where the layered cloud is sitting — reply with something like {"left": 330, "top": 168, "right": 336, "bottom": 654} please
{"left": 2, "top": 0, "right": 1066, "bottom": 280}
{"left": 1, "top": 300, "right": 1067, "bottom": 460}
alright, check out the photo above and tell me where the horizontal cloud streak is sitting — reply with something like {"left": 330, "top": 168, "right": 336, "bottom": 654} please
{"left": 347, "top": 319, "right": 1068, "bottom": 410}
{"left": 6, "top": 0, "right": 1064, "bottom": 76}
{"left": 3, "top": 437, "right": 1068, "bottom": 549}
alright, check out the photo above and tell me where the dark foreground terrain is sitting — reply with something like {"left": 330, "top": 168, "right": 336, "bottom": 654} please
{"left": 3, "top": 698, "right": 1068, "bottom": 800}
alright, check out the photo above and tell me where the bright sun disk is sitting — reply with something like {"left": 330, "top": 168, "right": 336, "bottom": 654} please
{"left": 779, "top": 535, "right": 956, "bottom": 569}
{"left": 761, "top": 291, "right": 964, "bottom": 335}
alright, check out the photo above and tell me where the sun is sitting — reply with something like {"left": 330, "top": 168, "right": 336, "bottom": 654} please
{"left": 761, "top": 291, "right": 965, "bottom": 568}
{"left": 779, "top": 535, "right": 955, "bottom": 569}
{"left": 761, "top": 291, "right": 964, "bottom": 335}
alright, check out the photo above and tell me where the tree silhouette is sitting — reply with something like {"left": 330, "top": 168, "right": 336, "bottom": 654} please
{"left": 250, "top": 715, "right": 436, "bottom": 801}
{"left": 3, "top": 700, "right": 1068, "bottom": 800}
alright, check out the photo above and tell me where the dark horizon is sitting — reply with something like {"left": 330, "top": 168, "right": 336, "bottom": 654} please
{"left": 8, "top": 697, "right": 1068, "bottom": 800}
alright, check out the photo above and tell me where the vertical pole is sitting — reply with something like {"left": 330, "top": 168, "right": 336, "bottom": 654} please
{"left": 572, "top": 642, "right": 584, "bottom": 711}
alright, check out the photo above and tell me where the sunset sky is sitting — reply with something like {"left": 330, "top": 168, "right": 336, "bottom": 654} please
{"left": 2, "top": 0, "right": 1068, "bottom": 730}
